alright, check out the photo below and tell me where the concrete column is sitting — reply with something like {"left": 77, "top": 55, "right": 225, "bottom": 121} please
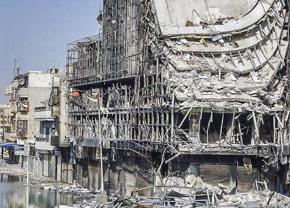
{"left": 23, "top": 156, "right": 27, "bottom": 170}
{"left": 37, "top": 152, "right": 42, "bottom": 177}
{"left": 89, "top": 163, "right": 101, "bottom": 191}
{"left": 188, "top": 163, "right": 200, "bottom": 177}
{"left": 125, "top": 172, "right": 137, "bottom": 197}
{"left": 88, "top": 164, "right": 93, "bottom": 190}
{"left": 61, "top": 163, "right": 67, "bottom": 183}
{"left": 189, "top": 113, "right": 200, "bottom": 137}
{"left": 95, "top": 162, "right": 100, "bottom": 190}
{"left": 226, "top": 116, "right": 235, "bottom": 144}
{"left": 43, "top": 154, "right": 49, "bottom": 177}
{"left": 50, "top": 155, "right": 56, "bottom": 179}
{"left": 56, "top": 156, "right": 62, "bottom": 181}
{"left": 229, "top": 164, "right": 238, "bottom": 190}
{"left": 83, "top": 169, "right": 89, "bottom": 189}
{"left": 67, "top": 163, "right": 73, "bottom": 184}
{"left": 110, "top": 164, "right": 120, "bottom": 193}
{"left": 124, "top": 156, "right": 137, "bottom": 197}
{"left": 33, "top": 157, "right": 37, "bottom": 175}
{"left": 19, "top": 155, "right": 23, "bottom": 168}
{"left": 76, "top": 163, "right": 82, "bottom": 186}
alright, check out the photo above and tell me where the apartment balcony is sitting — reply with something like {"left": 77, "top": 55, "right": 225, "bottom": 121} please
{"left": 7, "top": 80, "right": 20, "bottom": 92}
{"left": 35, "top": 136, "right": 54, "bottom": 151}
{"left": 18, "top": 100, "right": 29, "bottom": 112}
{"left": 7, "top": 132, "right": 17, "bottom": 141}
{"left": 35, "top": 130, "right": 59, "bottom": 147}
{"left": 58, "top": 136, "right": 70, "bottom": 147}
{"left": 4, "top": 86, "right": 12, "bottom": 95}
{"left": 10, "top": 103, "right": 17, "bottom": 113}
{"left": 50, "top": 134, "right": 59, "bottom": 146}
{"left": 35, "top": 141, "right": 54, "bottom": 151}
{"left": 35, "top": 110, "right": 53, "bottom": 121}
{"left": 18, "top": 88, "right": 29, "bottom": 97}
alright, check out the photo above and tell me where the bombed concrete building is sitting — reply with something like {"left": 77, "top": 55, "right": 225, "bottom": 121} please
{"left": 66, "top": 0, "right": 290, "bottom": 201}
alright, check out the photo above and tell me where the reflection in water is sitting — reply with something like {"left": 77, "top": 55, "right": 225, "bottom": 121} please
{"left": 0, "top": 174, "right": 75, "bottom": 208}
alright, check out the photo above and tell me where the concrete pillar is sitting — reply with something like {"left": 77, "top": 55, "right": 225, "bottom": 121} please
{"left": 124, "top": 155, "right": 137, "bottom": 197}
{"left": 43, "top": 154, "right": 49, "bottom": 177}
{"left": 88, "top": 164, "right": 100, "bottom": 191}
{"left": 189, "top": 113, "right": 199, "bottom": 135}
{"left": 95, "top": 162, "right": 100, "bottom": 190}
{"left": 188, "top": 163, "right": 200, "bottom": 177}
{"left": 76, "top": 163, "right": 82, "bottom": 186}
{"left": 61, "top": 163, "right": 67, "bottom": 183}
{"left": 23, "top": 156, "right": 27, "bottom": 170}
{"left": 88, "top": 164, "right": 93, "bottom": 190}
{"left": 226, "top": 116, "right": 235, "bottom": 144}
{"left": 56, "top": 156, "right": 62, "bottom": 181}
{"left": 50, "top": 155, "right": 56, "bottom": 179}
{"left": 37, "top": 152, "right": 42, "bottom": 177}
{"left": 110, "top": 164, "right": 121, "bottom": 193}
{"left": 136, "top": 173, "right": 153, "bottom": 197}
{"left": 19, "top": 155, "right": 23, "bottom": 168}
{"left": 125, "top": 172, "right": 137, "bottom": 197}
{"left": 229, "top": 164, "right": 238, "bottom": 189}
{"left": 67, "top": 163, "right": 73, "bottom": 184}
{"left": 33, "top": 157, "right": 37, "bottom": 175}
{"left": 82, "top": 162, "right": 89, "bottom": 188}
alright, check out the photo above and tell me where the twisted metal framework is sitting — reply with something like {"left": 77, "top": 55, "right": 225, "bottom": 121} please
{"left": 66, "top": 1, "right": 290, "bottom": 196}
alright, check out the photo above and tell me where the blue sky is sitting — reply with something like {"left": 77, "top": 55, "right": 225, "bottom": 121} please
{"left": 0, "top": 0, "right": 101, "bottom": 103}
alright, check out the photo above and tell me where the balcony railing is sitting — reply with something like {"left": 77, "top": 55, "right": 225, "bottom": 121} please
{"left": 35, "top": 135, "right": 59, "bottom": 147}
{"left": 35, "top": 135, "right": 50, "bottom": 142}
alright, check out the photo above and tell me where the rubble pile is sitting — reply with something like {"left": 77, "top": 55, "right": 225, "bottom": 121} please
{"left": 71, "top": 191, "right": 290, "bottom": 208}
{"left": 219, "top": 191, "right": 290, "bottom": 207}
{"left": 151, "top": 0, "right": 288, "bottom": 113}
{"left": 58, "top": 184, "right": 91, "bottom": 194}
{"left": 0, "top": 159, "right": 25, "bottom": 176}
{"left": 39, "top": 183, "right": 92, "bottom": 193}
{"left": 70, "top": 176, "right": 290, "bottom": 208}
{"left": 0, "top": 159, "right": 9, "bottom": 168}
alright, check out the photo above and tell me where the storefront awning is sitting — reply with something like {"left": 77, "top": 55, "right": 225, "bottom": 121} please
{"left": 0, "top": 143, "right": 23, "bottom": 148}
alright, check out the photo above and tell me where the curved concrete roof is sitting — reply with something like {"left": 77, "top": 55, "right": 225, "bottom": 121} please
{"left": 154, "top": 0, "right": 277, "bottom": 36}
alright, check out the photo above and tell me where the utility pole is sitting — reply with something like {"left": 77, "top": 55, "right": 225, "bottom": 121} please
{"left": 1, "top": 109, "right": 3, "bottom": 159}
{"left": 26, "top": 83, "right": 30, "bottom": 208}
{"left": 13, "top": 59, "right": 17, "bottom": 78}
{"left": 98, "top": 94, "right": 104, "bottom": 193}
{"left": 26, "top": 142, "right": 30, "bottom": 208}
{"left": 16, "top": 67, "right": 20, "bottom": 77}
{"left": 1, "top": 109, "right": 4, "bottom": 142}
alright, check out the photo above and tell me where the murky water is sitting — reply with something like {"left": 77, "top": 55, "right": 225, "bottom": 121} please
{"left": 0, "top": 174, "right": 76, "bottom": 208}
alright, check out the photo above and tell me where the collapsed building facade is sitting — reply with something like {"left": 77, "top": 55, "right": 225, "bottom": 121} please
{"left": 67, "top": 0, "right": 290, "bottom": 201}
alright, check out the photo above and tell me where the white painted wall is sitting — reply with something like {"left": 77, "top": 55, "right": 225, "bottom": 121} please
{"left": 28, "top": 71, "right": 53, "bottom": 88}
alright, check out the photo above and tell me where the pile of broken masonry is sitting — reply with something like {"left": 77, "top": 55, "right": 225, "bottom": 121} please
{"left": 72, "top": 176, "right": 290, "bottom": 208}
